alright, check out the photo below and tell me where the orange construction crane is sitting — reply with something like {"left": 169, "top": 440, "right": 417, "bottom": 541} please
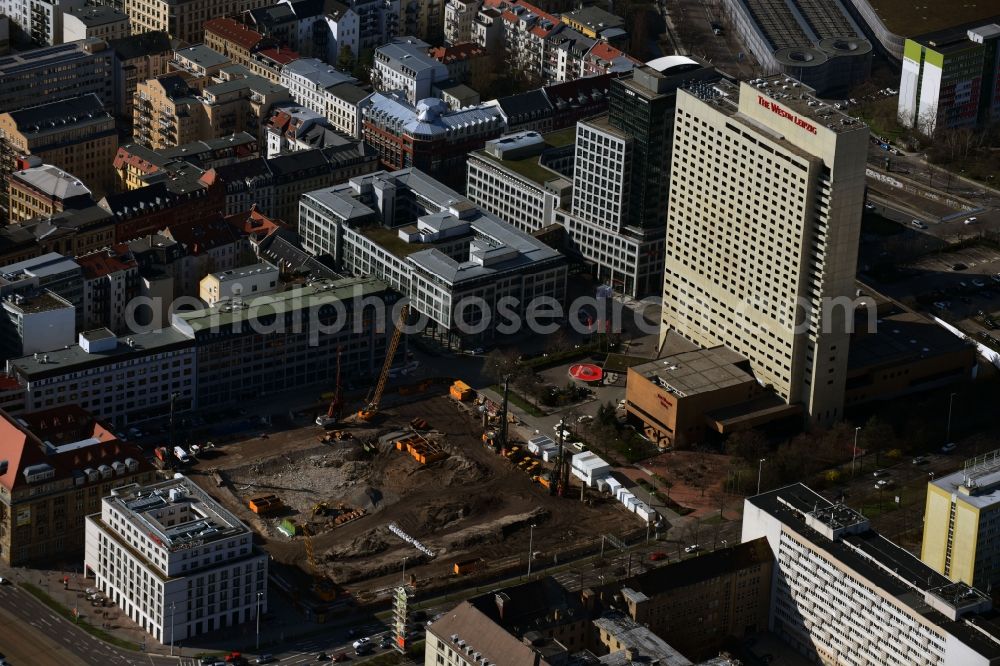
{"left": 315, "top": 347, "right": 343, "bottom": 428}
{"left": 357, "top": 304, "right": 409, "bottom": 421}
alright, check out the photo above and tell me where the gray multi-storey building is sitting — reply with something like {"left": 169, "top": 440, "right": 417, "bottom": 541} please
{"left": 5, "top": 276, "right": 395, "bottom": 426}
{"left": 299, "top": 168, "right": 567, "bottom": 348}
{"left": 469, "top": 57, "right": 717, "bottom": 298}
{"left": 0, "top": 38, "right": 114, "bottom": 114}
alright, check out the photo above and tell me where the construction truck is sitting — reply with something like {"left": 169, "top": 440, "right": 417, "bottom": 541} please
{"left": 357, "top": 305, "right": 409, "bottom": 421}
{"left": 450, "top": 380, "right": 474, "bottom": 401}
{"left": 248, "top": 494, "right": 283, "bottom": 515}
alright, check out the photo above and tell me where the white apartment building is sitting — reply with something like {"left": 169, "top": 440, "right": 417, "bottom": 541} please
{"left": 327, "top": 82, "right": 372, "bottom": 139}
{"left": 661, "top": 75, "right": 868, "bottom": 425}
{"left": 6, "top": 327, "right": 195, "bottom": 428}
{"left": 299, "top": 168, "right": 567, "bottom": 348}
{"left": 63, "top": 6, "right": 129, "bottom": 42}
{"left": 743, "top": 483, "right": 1000, "bottom": 666}
{"left": 371, "top": 36, "right": 449, "bottom": 105}
{"left": 278, "top": 58, "right": 371, "bottom": 138}
{"left": 0, "top": 0, "right": 84, "bottom": 45}
{"left": 466, "top": 131, "right": 571, "bottom": 235}
{"left": 280, "top": 58, "right": 357, "bottom": 116}
{"left": 85, "top": 475, "right": 267, "bottom": 642}
{"left": 443, "top": 0, "right": 480, "bottom": 45}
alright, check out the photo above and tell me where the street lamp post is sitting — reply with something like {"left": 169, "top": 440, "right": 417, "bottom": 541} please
{"left": 255, "top": 591, "right": 263, "bottom": 651}
{"left": 946, "top": 392, "right": 957, "bottom": 443}
{"left": 526, "top": 524, "right": 536, "bottom": 578}
{"left": 169, "top": 601, "right": 176, "bottom": 657}
{"left": 852, "top": 426, "right": 861, "bottom": 475}
{"left": 169, "top": 392, "right": 180, "bottom": 449}
{"left": 756, "top": 458, "right": 765, "bottom": 495}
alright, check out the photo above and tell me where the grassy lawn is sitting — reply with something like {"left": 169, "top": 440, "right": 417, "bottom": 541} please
{"left": 21, "top": 583, "right": 140, "bottom": 652}
{"left": 603, "top": 353, "right": 650, "bottom": 373}
{"left": 490, "top": 385, "right": 546, "bottom": 417}
{"left": 502, "top": 155, "right": 563, "bottom": 185}
{"left": 360, "top": 225, "right": 431, "bottom": 258}
{"left": 701, "top": 513, "right": 728, "bottom": 525}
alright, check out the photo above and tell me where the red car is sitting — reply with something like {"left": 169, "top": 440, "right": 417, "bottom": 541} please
{"left": 649, "top": 552, "right": 667, "bottom": 562}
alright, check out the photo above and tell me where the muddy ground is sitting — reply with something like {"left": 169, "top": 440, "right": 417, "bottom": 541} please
{"left": 190, "top": 391, "right": 637, "bottom": 600}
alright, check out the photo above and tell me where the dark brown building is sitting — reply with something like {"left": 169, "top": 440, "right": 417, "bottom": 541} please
{"left": 619, "top": 538, "right": 772, "bottom": 660}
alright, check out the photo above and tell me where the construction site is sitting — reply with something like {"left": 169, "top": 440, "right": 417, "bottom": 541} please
{"left": 184, "top": 320, "right": 645, "bottom": 616}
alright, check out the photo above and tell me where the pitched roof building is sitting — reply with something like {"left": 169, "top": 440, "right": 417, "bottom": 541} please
{"left": 0, "top": 405, "right": 156, "bottom": 565}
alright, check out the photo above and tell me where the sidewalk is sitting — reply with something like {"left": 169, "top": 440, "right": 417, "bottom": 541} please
{"left": 0, "top": 562, "right": 351, "bottom": 660}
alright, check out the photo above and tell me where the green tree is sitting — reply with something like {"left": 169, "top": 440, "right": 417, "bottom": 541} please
{"left": 337, "top": 44, "right": 354, "bottom": 72}
{"left": 483, "top": 349, "right": 522, "bottom": 385}
{"left": 725, "top": 429, "right": 768, "bottom": 464}
{"left": 859, "top": 415, "right": 895, "bottom": 467}
{"left": 596, "top": 401, "right": 617, "bottom": 427}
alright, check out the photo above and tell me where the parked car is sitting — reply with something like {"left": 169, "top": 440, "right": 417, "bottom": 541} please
{"left": 875, "top": 479, "right": 893, "bottom": 489}
{"left": 973, "top": 279, "right": 986, "bottom": 288}
{"left": 965, "top": 217, "right": 978, "bottom": 225}
{"left": 942, "top": 442, "right": 957, "bottom": 453}
{"left": 864, "top": 202, "right": 876, "bottom": 210}
{"left": 872, "top": 469, "right": 889, "bottom": 478}
{"left": 953, "top": 263, "right": 968, "bottom": 271}
{"left": 649, "top": 551, "right": 668, "bottom": 561}
{"left": 912, "top": 456, "right": 929, "bottom": 465}
{"left": 255, "top": 655, "right": 275, "bottom": 664}
{"left": 0, "top": 576, "right": 8, "bottom": 585}
{"left": 684, "top": 544, "right": 702, "bottom": 553}
{"left": 911, "top": 219, "right": 927, "bottom": 229}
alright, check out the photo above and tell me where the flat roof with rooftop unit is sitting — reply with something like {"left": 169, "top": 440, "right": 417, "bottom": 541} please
{"left": 109, "top": 476, "right": 250, "bottom": 552}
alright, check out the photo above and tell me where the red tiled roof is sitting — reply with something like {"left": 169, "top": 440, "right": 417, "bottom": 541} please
{"left": 204, "top": 17, "right": 266, "bottom": 51}
{"left": 515, "top": 0, "right": 558, "bottom": 24}
{"left": 428, "top": 43, "right": 487, "bottom": 63}
{"left": 113, "top": 147, "right": 160, "bottom": 174}
{"left": 226, "top": 206, "right": 288, "bottom": 238}
{"left": 77, "top": 249, "right": 137, "bottom": 279}
{"left": 0, "top": 374, "right": 21, "bottom": 391}
{"left": 163, "top": 214, "right": 240, "bottom": 255}
{"left": 0, "top": 406, "right": 152, "bottom": 494}
{"left": 500, "top": 10, "right": 517, "bottom": 23}
{"left": 587, "top": 41, "right": 631, "bottom": 63}
{"left": 258, "top": 46, "right": 300, "bottom": 65}
{"left": 266, "top": 110, "right": 293, "bottom": 131}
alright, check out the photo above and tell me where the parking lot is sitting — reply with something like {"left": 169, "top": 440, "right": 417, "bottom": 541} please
{"left": 662, "top": 0, "right": 759, "bottom": 79}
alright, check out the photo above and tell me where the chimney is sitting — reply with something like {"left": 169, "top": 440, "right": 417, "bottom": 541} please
{"left": 495, "top": 592, "right": 510, "bottom": 621}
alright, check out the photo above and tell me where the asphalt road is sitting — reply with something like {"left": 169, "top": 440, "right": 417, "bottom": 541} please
{"left": 0, "top": 582, "right": 186, "bottom": 666}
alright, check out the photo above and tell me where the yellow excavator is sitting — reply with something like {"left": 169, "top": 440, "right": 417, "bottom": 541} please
{"left": 357, "top": 304, "right": 409, "bottom": 421}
